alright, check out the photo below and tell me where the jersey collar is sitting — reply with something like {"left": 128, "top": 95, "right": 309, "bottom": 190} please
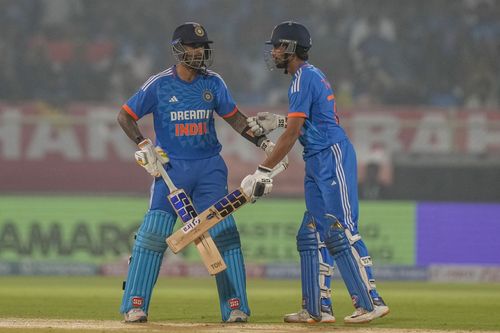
{"left": 173, "top": 64, "right": 202, "bottom": 85}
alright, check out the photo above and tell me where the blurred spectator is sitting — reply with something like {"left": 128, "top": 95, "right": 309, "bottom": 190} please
{"left": 0, "top": 0, "right": 499, "bottom": 108}
{"left": 358, "top": 147, "right": 393, "bottom": 200}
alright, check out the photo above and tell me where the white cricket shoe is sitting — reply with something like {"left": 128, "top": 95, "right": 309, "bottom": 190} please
{"left": 225, "top": 309, "right": 248, "bottom": 323}
{"left": 344, "top": 298, "right": 389, "bottom": 324}
{"left": 344, "top": 307, "right": 374, "bottom": 324}
{"left": 124, "top": 308, "right": 147, "bottom": 323}
{"left": 284, "top": 309, "right": 336, "bottom": 323}
{"left": 372, "top": 297, "right": 390, "bottom": 319}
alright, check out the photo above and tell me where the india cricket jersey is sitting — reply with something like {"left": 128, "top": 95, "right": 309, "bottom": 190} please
{"left": 288, "top": 62, "right": 347, "bottom": 158}
{"left": 123, "top": 65, "right": 237, "bottom": 159}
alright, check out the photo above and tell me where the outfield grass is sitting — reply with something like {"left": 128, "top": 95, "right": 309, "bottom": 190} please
{"left": 0, "top": 276, "right": 499, "bottom": 331}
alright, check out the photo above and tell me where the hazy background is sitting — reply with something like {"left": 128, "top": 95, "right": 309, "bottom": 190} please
{"left": 1, "top": 0, "right": 499, "bottom": 200}
{"left": 2, "top": 0, "right": 499, "bottom": 108}
{"left": 0, "top": 0, "right": 499, "bottom": 279}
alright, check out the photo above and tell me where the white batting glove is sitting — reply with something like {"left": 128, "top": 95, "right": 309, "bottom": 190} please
{"left": 259, "top": 139, "right": 275, "bottom": 157}
{"left": 240, "top": 166, "right": 273, "bottom": 203}
{"left": 259, "top": 139, "right": 289, "bottom": 171}
{"left": 134, "top": 139, "right": 169, "bottom": 177}
{"left": 247, "top": 112, "right": 287, "bottom": 136}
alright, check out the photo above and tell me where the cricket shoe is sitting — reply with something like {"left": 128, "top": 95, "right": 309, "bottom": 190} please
{"left": 344, "top": 297, "right": 390, "bottom": 324}
{"left": 372, "top": 297, "right": 390, "bottom": 319}
{"left": 225, "top": 309, "right": 248, "bottom": 323}
{"left": 344, "top": 307, "right": 374, "bottom": 324}
{"left": 284, "top": 309, "right": 336, "bottom": 323}
{"left": 124, "top": 308, "right": 147, "bottom": 323}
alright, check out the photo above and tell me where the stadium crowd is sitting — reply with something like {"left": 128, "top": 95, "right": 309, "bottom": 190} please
{"left": 1, "top": 0, "right": 499, "bottom": 107}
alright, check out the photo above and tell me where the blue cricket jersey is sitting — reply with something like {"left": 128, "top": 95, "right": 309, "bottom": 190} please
{"left": 123, "top": 65, "right": 237, "bottom": 159}
{"left": 288, "top": 62, "right": 347, "bottom": 158}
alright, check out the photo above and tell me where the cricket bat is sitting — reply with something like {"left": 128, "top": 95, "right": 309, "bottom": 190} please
{"left": 157, "top": 162, "right": 227, "bottom": 275}
{"left": 166, "top": 164, "right": 286, "bottom": 254}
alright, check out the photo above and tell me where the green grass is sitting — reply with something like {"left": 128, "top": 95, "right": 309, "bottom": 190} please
{"left": 0, "top": 276, "right": 500, "bottom": 331}
{"left": 1, "top": 197, "right": 499, "bottom": 331}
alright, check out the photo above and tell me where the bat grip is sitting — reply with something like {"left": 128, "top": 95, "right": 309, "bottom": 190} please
{"left": 157, "top": 160, "right": 177, "bottom": 191}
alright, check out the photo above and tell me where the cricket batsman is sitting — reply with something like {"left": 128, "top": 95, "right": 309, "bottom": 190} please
{"left": 117, "top": 22, "right": 277, "bottom": 323}
{"left": 242, "top": 21, "right": 390, "bottom": 324}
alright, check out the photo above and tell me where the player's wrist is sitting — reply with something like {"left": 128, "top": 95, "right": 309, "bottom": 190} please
{"left": 137, "top": 138, "right": 152, "bottom": 149}
{"left": 257, "top": 165, "right": 273, "bottom": 173}
{"left": 134, "top": 135, "right": 145, "bottom": 145}
{"left": 277, "top": 115, "right": 287, "bottom": 128}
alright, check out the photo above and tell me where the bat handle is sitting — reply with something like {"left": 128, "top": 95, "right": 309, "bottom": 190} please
{"left": 157, "top": 161, "right": 177, "bottom": 191}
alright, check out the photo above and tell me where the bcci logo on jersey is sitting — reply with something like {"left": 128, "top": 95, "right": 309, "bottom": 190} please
{"left": 202, "top": 90, "right": 213, "bottom": 102}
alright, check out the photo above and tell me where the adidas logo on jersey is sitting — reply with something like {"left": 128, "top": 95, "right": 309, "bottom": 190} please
{"left": 169, "top": 96, "right": 179, "bottom": 103}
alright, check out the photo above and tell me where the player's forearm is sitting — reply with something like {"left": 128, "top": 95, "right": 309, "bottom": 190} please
{"left": 224, "top": 109, "right": 267, "bottom": 146}
{"left": 261, "top": 116, "right": 303, "bottom": 168}
{"left": 117, "top": 109, "right": 145, "bottom": 144}
{"left": 261, "top": 128, "right": 298, "bottom": 169}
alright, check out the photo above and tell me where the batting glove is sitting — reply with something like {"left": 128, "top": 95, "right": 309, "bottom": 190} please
{"left": 259, "top": 139, "right": 289, "bottom": 171}
{"left": 247, "top": 112, "right": 287, "bottom": 136}
{"left": 134, "top": 138, "right": 169, "bottom": 177}
{"left": 240, "top": 166, "right": 273, "bottom": 203}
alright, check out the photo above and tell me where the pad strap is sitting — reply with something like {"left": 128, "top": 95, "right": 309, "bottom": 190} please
{"left": 135, "top": 230, "right": 168, "bottom": 253}
{"left": 212, "top": 228, "right": 242, "bottom": 252}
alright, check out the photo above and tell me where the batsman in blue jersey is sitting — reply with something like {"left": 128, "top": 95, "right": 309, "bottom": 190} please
{"left": 244, "top": 21, "right": 390, "bottom": 324}
{"left": 117, "top": 22, "right": 275, "bottom": 323}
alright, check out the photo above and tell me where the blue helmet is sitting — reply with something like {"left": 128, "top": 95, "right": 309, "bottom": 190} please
{"left": 171, "top": 22, "right": 213, "bottom": 46}
{"left": 171, "top": 22, "right": 213, "bottom": 72}
{"left": 264, "top": 21, "right": 311, "bottom": 72}
{"left": 266, "top": 21, "right": 312, "bottom": 50}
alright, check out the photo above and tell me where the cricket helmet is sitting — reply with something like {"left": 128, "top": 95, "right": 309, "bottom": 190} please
{"left": 171, "top": 22, "right": 213, "bottom": 72}
{"left": 264, "top": 21, "right": 311, "bottom": 72}
{"left": 172, "top": 22, "right": 213, "bottom": 45}
{"left": 266, "top": 21, "right": 312, "bottom": 50}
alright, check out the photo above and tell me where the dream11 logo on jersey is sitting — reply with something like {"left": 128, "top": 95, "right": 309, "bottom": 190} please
{"left": 170, "top": 109, "right": 213, "bottom": 136}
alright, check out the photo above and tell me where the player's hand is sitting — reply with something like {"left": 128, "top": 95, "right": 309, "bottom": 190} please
{"left": 259, "top": 139, "right": 275, "bottom": 157}
{"left": 134, "top": 138, "right": 169, "bottom": 177}
{"left": 247, "top": 112, "right": 287, "bottom": 136}
{"left": 240, "top": 166, "right": 273, "bottom": 203}
{"left": 259, "top": 139, "right": 289, "bottom": 172}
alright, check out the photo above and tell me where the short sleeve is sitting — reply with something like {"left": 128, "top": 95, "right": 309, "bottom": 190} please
{"left": 122, "top": 78, "right": 159, "bottom": 120}
{"left": 213, "top": 76, "right": 238, "bottom": 118}
{"left": 288, "top": 70, "right": 313, "bottom": 118}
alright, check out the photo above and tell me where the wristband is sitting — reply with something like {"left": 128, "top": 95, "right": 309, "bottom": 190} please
{"left": 258, "top": 165, "right": 273, "bottom": 173}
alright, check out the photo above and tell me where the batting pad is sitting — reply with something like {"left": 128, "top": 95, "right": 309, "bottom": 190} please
{"left": 349, "top": 235, "right": 380, "bottom": 300}
{"left": 297, "top": 218, "right": 321, "bottom": 319}
{"left": 211, "top": 216, "right": 250, "bottom": 322}
{"left": 120, "top": 210, "right": 176, "bottom": 314}
{"left": 297, "top": 212, "right": 333, "bottom": 320}
{"left": 318, "top": 237, "right": 334, "bottom": 314}
{"left": 325, "top": 216, "right": 374, "bottom": 312}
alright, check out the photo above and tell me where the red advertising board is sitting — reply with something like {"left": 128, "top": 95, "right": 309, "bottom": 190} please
{"left": 1, "top": 103, "right": 499, "bottom": 193}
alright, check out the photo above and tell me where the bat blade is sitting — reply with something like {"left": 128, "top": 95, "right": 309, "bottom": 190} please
{"left": 167, "top": 188, "right": 249, "bottom": 253}
{"left": 167, "top": 189, "right": 227, "bottom": 274}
